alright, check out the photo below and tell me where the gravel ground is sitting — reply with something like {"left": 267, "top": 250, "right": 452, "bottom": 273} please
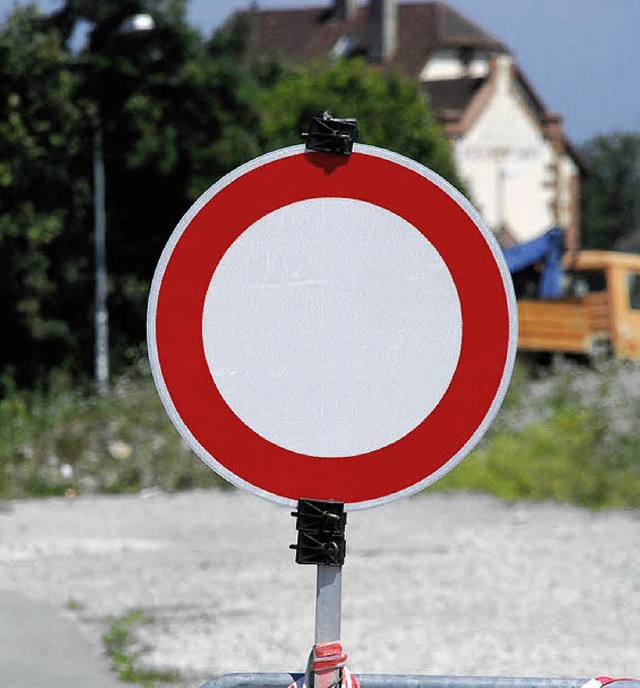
{"left": 1, "top": 489, "right": 639, "bottom": 687}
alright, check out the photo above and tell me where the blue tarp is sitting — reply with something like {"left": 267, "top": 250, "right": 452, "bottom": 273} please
{"left": 502, "top": 227, "right": 564, "bottom": 299}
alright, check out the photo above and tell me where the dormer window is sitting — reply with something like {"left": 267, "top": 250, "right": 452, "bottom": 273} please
{"left": 459, "top": 47, "right": 473, "bottom": 74}
{"left": 330, "top": 34, "right": 355, "bottom": 61}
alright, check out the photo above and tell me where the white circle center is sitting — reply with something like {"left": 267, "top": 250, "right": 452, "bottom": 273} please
{"left": 202, "top": 198, "right": 462, "bottom": 457}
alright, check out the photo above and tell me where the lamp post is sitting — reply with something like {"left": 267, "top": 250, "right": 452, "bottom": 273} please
{"left": 88, "top": 13, "right": 155, "bottom": 393}
{"left": 93, "top": 111, "right": 109, "bottom": 393}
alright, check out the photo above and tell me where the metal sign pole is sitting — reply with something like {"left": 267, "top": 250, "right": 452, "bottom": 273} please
{"left": 291, "top": 500, "right": 348, "bottom": 688}
{"left": 314, "top": 565, "right": 343, "bottom": 688}
{"left": 315, "top": 565, "right": 342, "bottom": 644}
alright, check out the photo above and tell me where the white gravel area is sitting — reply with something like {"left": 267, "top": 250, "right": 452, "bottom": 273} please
{"left": 1, "top": 490, "right": 639, "bottom": 687}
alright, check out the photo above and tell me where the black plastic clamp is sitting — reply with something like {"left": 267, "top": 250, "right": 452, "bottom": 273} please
{"left": 303, "top": 112, "right": 359, "bottom": 156}
{"left": 290, "top": 499, "right": 347, "bottom": 566}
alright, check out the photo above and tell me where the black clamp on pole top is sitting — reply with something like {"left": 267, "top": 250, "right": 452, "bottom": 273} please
{"left": 303, "top": 112, "right": 359, "bottom": 156}
{"left": 290, "top": 499, "right": 347, "bottom": 567}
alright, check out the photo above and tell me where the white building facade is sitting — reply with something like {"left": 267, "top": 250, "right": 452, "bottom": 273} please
{"left": 423, "top": 52, "right": 581, "bottom": 249}
{"left": 243, "top": 0, "right": 583, "bottom": 248}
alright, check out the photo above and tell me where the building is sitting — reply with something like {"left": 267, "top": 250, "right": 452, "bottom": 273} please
{"left": 237, "top": 0, "right": 584, "bottom": 249}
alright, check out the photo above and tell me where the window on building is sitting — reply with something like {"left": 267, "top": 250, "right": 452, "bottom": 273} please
{"left": 459, "top": 46, "right": 473, "bottom": 70}
{"left": 628, "top": 273, "right": 640, "bottom": 310}
{"left": 329, "top": 35, "right": 354, "bottom": 61}
{"left": 565, "top": 269, "right": 607, "bottom": 297}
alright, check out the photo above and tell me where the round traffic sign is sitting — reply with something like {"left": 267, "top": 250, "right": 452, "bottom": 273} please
{"left": 148, "top": 144, "right": 517, "bottom": 510}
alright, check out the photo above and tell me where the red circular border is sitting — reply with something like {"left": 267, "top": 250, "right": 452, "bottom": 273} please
{"left": 152, "top": 149, "right": 511, "bottom": 505}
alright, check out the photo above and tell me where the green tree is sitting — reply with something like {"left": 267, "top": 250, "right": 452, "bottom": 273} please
{"left": 0, "top": 2, "right": 262, "bottom": 388}
{"left": 0, "top": 4, "right": 462, "bottom": 390}
{"left": 580, "top": 132, "right": 640, "bottom": 250}
{"left": 0, "top": 6, "right": 89, "bottom": 385}
{"left": 257, "top": 59, "right": 464, "bottom": 190}
{"left": 64, "top": 0, "right": 262, "bottom": 365}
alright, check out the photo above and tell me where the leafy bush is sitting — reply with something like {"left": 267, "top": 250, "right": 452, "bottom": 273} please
{"left": 2, "top": 358, "right": 640, "bottom": 508}
{"left": 0, "top": 361, "right": 226, "bottom": 498}
{"left": 257, "top": 58, "right": 464, "bottom": 191}
{"left": 103, "top": 609, "right": 181, "bottom": 685}
{"left": 435, "top": 359, "right": 640, "bottom": 508}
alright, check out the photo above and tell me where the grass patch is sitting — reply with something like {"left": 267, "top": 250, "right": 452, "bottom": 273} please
{"left": 432, "top": 362, "right": 640, "bottom": 508}
{"left": 0, "top": 360, "right": 229, "bottom": 499}
{"left": 103, "top": 609, "right": 181, "bottom": 686}
{"left": 2, "top": 357, "right": 640, "bottom": 508}
{"left": 66, "top": 598, "right": 85, "bottom": 612}
{"left": 435, "top": 413, "right": 640, "bottom": 507}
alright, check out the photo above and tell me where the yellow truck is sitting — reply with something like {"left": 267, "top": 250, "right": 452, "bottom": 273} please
{"left": 505, "top": 231, "right": 640, "bottom": 361}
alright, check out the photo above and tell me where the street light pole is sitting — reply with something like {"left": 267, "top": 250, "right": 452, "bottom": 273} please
{"left": 93, "top": 108, "right": 109, "bottom": 394}
{"left": 86, "top": 13, "right": 155, "bottom": 393}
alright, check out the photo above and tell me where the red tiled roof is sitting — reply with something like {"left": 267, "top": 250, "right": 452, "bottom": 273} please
{"left": 423, "top": 76, "right": 485, "bottom": 118}
{"left": 244, "top": 6, "right": 368, "bottom": 64}
{"left": 235, "top": 1, "right": 506, "bottom": 78}
{"left": 231, "top": 1, "right": 585, "bottom": 169}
